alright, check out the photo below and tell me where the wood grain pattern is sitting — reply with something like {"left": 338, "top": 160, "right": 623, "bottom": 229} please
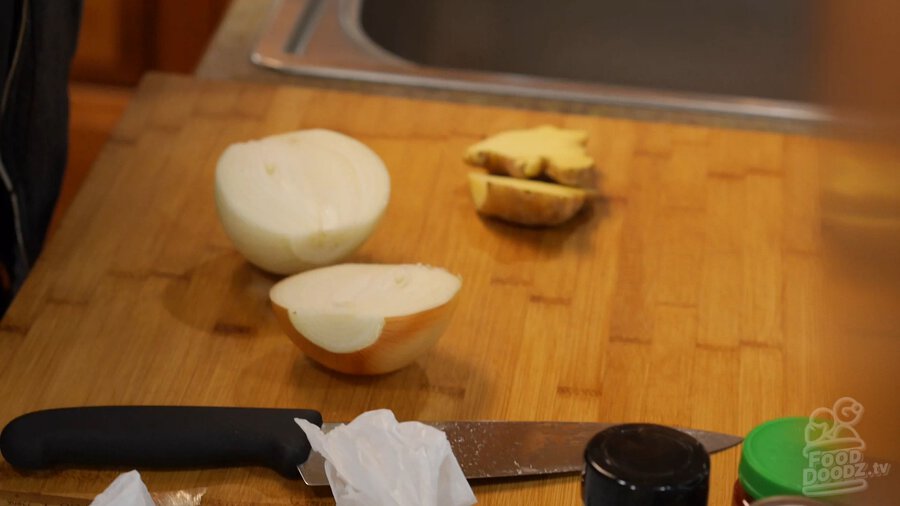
{"left": 52, "top": 84, "right": 133, "bottom": 240}
{"left": 0, "top": 74, "right": 829, "bottom": 505}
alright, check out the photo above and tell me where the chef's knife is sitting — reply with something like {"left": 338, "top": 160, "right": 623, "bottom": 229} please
{"left": 0, "top": 407, "right": 742, "bottom": 486}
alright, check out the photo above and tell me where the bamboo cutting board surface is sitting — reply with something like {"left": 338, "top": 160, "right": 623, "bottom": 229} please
{"left": 0, "top": 73, "right": 829, "bottom": 505}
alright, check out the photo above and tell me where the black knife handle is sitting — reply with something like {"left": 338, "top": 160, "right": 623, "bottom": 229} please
{"left": 0, "top": 406, "right": 323, "bottom": 479}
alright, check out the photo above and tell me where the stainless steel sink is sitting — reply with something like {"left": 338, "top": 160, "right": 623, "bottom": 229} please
{"left": 252, "top": 0, "right": 827, "bottom": 126}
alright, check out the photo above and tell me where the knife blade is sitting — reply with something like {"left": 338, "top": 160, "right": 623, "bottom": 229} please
{"left": 0, "top": 407, "right": 741, "bottom": 486}
{"left": 298, "top": 420, "right": 741, "bottom": 486}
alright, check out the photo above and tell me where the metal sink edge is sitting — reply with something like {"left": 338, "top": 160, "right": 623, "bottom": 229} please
{"left": 251, "top": 0, "right": 830, "bottom": 129}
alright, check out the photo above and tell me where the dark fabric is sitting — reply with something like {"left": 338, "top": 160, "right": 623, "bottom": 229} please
{"left": 0, "top": 0, "right": 83, "bottom": 317}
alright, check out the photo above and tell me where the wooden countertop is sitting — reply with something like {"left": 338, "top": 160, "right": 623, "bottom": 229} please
{"left": 0, "top": 73, "right": 835, "bottom": 504}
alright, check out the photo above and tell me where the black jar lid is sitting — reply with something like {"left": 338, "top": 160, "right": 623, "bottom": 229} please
{"left": 583, "top": 423, "right": 710, "bottom": 506}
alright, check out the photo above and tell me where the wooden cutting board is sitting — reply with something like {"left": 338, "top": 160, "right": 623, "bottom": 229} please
{"left": 0, "top": 73, "right": 828, "bottom": 505}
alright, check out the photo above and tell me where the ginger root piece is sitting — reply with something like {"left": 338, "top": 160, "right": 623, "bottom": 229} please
{"left": 468, "top": 172, "right": 587, "bottom": 226}
{"left": 464, "top": 125, "right": 595, "bottom": 187}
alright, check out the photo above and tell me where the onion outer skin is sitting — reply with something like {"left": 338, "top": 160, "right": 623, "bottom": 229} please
{"left": 272, "top": 295, "right": 459, "bottom": 375}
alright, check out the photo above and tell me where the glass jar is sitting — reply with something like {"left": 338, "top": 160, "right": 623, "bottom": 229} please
{"left": 750, "top": 497, "right": 829, "bottom": 505}
{"left": 733, "top": 417, "right": 810, "bottom": 505}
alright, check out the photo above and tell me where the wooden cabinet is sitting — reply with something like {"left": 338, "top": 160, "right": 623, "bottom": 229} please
{"left": 71, "top": 0, "right": 232, "bottom": 85}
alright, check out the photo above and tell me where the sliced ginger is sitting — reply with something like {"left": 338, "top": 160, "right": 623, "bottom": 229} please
{"left": 468, "top": 173, "right": 587, "bottom": 226}
{"left": 464, "top": 125, "right": 596, "bottom": 188}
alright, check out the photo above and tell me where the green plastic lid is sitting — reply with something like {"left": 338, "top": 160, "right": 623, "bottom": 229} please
{"left": 739, "top": 417, "right": 809, "bottom": 499}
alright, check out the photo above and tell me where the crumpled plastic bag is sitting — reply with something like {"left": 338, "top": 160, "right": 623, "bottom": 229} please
{"left": 296, "top": 409, "right": 477, "bottom": 506}
{"left": 89, "top": 470, "right": 205, "bottom": 506}
{"left": 90, "top": 470, "right": 154, "bottom": 506}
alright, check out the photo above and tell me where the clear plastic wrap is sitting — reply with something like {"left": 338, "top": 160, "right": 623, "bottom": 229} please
{"left": 150, "top": 489, "right": 206, "bottom": 506}
{"left": 86, "top": 470, "right": 206, "bottom": 506}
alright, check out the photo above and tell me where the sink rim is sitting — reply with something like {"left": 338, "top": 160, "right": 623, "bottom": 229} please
{"left": 252, "top": 0, "right": 830, "bottom": 128}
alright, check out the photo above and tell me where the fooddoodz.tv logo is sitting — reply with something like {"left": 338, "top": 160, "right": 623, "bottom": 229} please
{"left": 802, "top": 397, "right": 891, "bottom": 497}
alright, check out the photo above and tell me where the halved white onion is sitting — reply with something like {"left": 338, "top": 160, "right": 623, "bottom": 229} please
{"left": 215, "top": 129, "right": 390, "bottom": 274}
{"left": 270, "top": 264, "right": 462, "bottom": 375}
